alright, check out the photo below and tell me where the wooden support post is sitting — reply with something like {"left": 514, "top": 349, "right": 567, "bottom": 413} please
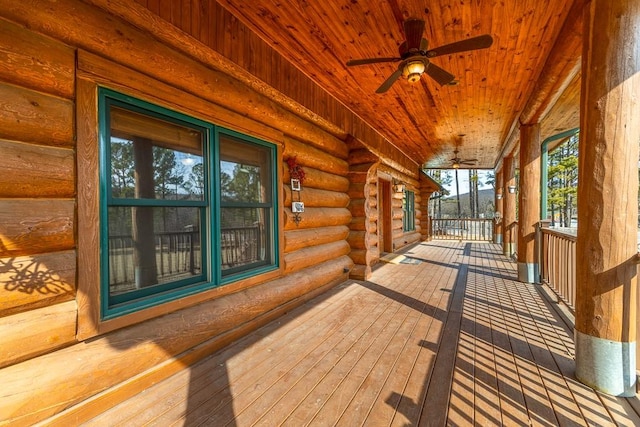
{"left": 502, "top": 156, "right": 516, "bottom": 257}
{"left": 575, "top": 0, "right": 640, "bottom": 396}
{"left": 517, "top": 124, "right": 541, "bottom": 283}
{"left": 494, "top": 169, "right": 504, "bottom": 244}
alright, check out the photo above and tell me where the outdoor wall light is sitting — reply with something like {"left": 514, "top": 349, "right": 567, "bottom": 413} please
{"left": 394, "top": 183, "right": 405, "bottom": 193}
{"left": 496, "top": 193, "right": 503, "bottom": 200}
{"left": 508, "top": 185, "right": 516, "bottom": 194}
{"left": 404, "top": 60, "right": 426, "bottom": 83}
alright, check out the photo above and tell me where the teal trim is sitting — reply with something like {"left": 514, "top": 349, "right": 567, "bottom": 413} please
{"left": 98, "top": 88, "right": 280, "bottom": 319}
{"left": 403, "top": 190, "right": 416, "bottom": 232}
{"left": 98, "top": 89, "right": 111, "bottom": 319}
{"left": 99, "top": 87, "right": 212, "bottom": 319}
{"left": 540, "top": 128, "right": 579, "bottom": 220}
{"left": 108, "top": 198, "right": 207, "bottom": 207}
{"left": 219, "top": 201, "right": 272, "bottom": 208}
{"left": 216, "top": 127, "right": 279, "bottom": 281}
{"left": 103, "top": 280, "right": 217, "bottom": 320}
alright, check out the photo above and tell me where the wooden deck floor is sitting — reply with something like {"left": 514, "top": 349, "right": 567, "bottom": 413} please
{"left": 84, "top": 241, "right": 640, "bottom": 426}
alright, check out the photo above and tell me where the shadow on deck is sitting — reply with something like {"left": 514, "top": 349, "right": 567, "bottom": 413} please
{"left": 83, "top": 241, "right": 640, "bottom": 426}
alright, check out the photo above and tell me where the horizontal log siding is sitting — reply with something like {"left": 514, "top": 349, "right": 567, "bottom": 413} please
{"left": 0, "top": 1, "right": 359, "bottom": 424}
{"left": 0, "top": 16, "right": 78, "bottom": 373}
{"left": 346, "top": 139, "right": 379, "bottom": 280}
{"left": 281, "top": 135, "right": 351, "bottom": 274}
{"left": 0, "top": 250, "right": 76, "bottom": 317}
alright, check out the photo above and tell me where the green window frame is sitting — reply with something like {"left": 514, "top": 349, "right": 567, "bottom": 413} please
{"left": 98, "top": 88, "right": 279, "bottom": 319}
{"left": 403, "top": 190, "right": 416, "bottom": 232}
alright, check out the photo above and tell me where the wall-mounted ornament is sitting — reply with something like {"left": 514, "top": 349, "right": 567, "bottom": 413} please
{"left": 286, "top": 156, "right": 305, "bottom": 185}
{"left": 286, "top": 156, "right": 305, "bottom": 226}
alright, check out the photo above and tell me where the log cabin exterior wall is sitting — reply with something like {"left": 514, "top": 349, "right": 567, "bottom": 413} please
{"left": 0, "top": 0, "right": 423, "bottom": 424}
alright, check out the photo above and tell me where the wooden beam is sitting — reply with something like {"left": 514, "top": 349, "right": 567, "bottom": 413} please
{"left": 517, "top": 124, "right": 541, "bottom": 283}
{"left": 502, "top": 156, "right": 516, "bottom": 257}
{"left": 494, "top": 169, "right": 504, "bottom": 244}
{"left": 347, "top": 135, "right": 418, "bottom": 180}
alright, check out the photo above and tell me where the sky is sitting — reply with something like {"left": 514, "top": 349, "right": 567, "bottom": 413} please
{"left": 442, "top": 169, "right": 494, "bottom": 196}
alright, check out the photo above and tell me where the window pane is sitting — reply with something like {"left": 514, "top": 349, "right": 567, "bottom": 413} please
{"left": 220, "top": 207, "right": 270, "bottom": 273}
{"left": 219, "top": 135, "right": 271, "bottom": 204}
{"left": 107, "top": 206, "right": 203, "bottom": 298}
{"left": 109, "top": 106, "right": 205, "bottom": 201}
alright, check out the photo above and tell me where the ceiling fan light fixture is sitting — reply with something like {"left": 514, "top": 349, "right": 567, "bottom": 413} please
{"left": 404, "top": 60, "right": 425, "bottom": 83}
{"left": 452, "top": 162, "right": 460, "bottom": 169}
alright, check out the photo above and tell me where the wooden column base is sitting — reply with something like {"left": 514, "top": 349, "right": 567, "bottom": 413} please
{"left": 503, "top": 242, "right": 515, "bottom": 258}
{"left": 575, "top": 329, "right": 636, "bottom": 396}
{"left": 517, "top": 262, "right": 538, "bottom": 284}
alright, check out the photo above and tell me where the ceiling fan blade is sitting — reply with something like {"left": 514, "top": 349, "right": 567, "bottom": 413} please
{"left": 460, "top": 159, "right": 478, "bottom": 164}
{"left": 347, "top": 57, "right": 401, "bottom": 66}
{"left": 425, "top": 62, "right": 456, "bottom": 86}
{"left": 404, "top": 19, "right": 425, "bottom": 51}
{"left": 376, "top": 68, "right": 403, "bottom": 93}
{"left": 426, "top": 34, "right": 493, "bottom": 58}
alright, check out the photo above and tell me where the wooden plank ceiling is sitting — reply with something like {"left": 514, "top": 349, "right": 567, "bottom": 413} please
{"left": 137, "top": 0, "right": 581, "bottom": 169}
{"left": 212, "top": 0, "right": 582, "bottom": 169}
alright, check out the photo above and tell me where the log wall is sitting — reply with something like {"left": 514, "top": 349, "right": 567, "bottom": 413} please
{"left": 0, "top": 1, "right": 383, "bottom": 423}
{"left": 346, "top": 140, "right": 422, "bottom": 280}
{"left": 0, "top": 16, "right": 78, "bottom": 373}
{"left": 346, "top": 139, "right": 379, "bottom": 280}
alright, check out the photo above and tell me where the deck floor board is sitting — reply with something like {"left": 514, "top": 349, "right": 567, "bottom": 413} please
{"left": 83, "top": 241, "right": 639, "bottom": 426}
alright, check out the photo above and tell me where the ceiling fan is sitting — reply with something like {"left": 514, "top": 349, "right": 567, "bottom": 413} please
{"left": 450, "top": 148, "right": 477, "bottom": 169}
{"left": 346, "top": 18, "right": 493, "bottom": 93}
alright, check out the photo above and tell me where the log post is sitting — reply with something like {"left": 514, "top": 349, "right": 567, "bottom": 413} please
{"left": 517, "top": 124, "right": 541, "bottom": 283}
{"left": 575, "top": 0, "right": 640, "bottom": 396}
{"left": 502, "top": 156, "right": 516, "bottom": 257}
{"left": 494, "top": 169, "right": 504, "bottom": 244}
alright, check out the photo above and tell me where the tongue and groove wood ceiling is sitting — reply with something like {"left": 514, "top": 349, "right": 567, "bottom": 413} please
{"left": 142, "top": 0, "right": 583, "bottom": 169}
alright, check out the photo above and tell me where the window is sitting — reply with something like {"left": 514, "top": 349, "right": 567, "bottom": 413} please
{"left": 99, "top": 89, "right": 278, "bottom": 318}
{"left": 403, "top": 190, "right": 415, "bottom": 231}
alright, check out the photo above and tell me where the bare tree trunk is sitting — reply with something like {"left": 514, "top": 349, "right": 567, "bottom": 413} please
{"left": 132, "top": 137, "right": 158, "bottom": 288}
{"left": 468, "top": 169, "right": 474, "bottom": 218}
{"left": 455, "top": 169, "right": 461, "bottom": 218}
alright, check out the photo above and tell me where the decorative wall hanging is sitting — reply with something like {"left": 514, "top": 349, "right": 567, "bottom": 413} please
{"left": 287, "top": 156, "right": 305, "bottom": 226}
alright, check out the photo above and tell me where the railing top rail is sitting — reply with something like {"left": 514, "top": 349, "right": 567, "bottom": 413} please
{"left": 431, "top": 218, "right": 493, "bottom": 222}
{"left": 541, "top": 227, "right": 577, "bottom": 242}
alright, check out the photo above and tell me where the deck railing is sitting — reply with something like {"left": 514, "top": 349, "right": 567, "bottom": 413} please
{"left": 431, "top": 218, "right": 494, "bottom": 241}
{"left": 108, "top": 225, "right": 261, "bottom": 285}
{"left": 540, "top": 227, "right": 577, "bottom": 312}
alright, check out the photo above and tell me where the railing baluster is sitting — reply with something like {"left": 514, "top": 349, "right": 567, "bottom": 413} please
{"left": 540, "top": 227, "right": 576, "bottom": 312}
{"left": 430, "top": 218, "right": 494, "bottom": 242}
